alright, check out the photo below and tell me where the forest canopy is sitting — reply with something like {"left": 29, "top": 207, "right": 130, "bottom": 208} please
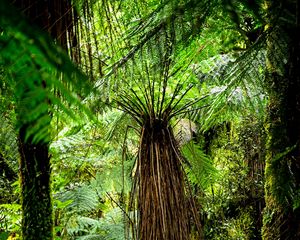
{"left": 1, "top": 0, "right": 300, "bottom": 239}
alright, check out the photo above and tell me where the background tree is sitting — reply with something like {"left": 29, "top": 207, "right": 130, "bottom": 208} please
{"left": 262, "top": 0, "right": 300, "bottom": 238}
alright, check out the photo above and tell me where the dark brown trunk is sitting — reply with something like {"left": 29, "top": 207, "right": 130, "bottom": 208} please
{"left": 262, "top": 0, "right": 300, "bottom": 238}
{"left": 18, "top": 128, "right": 52, "bottom": 239}
{"left": 11, "top": 1, "right": 75, "bottom": 239}
{"left": 135, "top": 119, "right": 196, "bottom": 240}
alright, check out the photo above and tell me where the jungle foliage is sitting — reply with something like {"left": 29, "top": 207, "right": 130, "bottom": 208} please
{"left": 0, "top": 0, "right": 299, "bottom": 239}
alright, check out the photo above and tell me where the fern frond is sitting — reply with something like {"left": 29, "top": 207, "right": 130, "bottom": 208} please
{"left": 181, "top": 142, "right": 218, "bottom": 190}
{"left": 58, "top": 185, "right": 99, "bottom": 214}
{"left": 76, "top": 234, "right": 104, "bottom": 240}
{"left": 64, "top": 208, "right": 125, "bottom": 240}
{"left": 192, "top": 42, "right": 268, "bottom": 131}
{"left": 0, "top": 203, "right": 21, "bottom": 232}
{"left": 0, "top": 115, "right": 18, "bottom": 171}
{"left": 0, "top": 1, "right": 93, "bottom": 143}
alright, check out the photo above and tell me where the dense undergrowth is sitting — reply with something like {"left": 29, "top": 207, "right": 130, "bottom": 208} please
{"left": 1, "top": 0, "right": 299, "bottom": 239}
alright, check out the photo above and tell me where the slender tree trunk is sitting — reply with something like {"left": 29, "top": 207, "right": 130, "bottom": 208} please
{"left": 262, "top": 0, "right": 300, "bottom": 238}
{"left": 11, "top": 1, "right": 75, "bottom": 239}
{"left": 18, "top": 128, "right": 52, "bottom": 239}
{"left": 14, "top": 0, "right": 54, "bottom": 236}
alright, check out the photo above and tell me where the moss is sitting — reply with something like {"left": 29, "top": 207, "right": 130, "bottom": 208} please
{"left": 19, "top": 139, "right": 53, "bottom": 240}
{"left": 262, "top": 197, "right": 284, "bottom": 239}
{"left": 262, "top": 1, "right": 300, "bottom": 238}
{"left": 262, "top": 75, "right": 294, "bottom": 239}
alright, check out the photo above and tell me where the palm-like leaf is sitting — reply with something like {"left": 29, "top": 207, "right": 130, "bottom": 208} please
{"left": 0, "top": 1, "right": 93, "bottom": 142}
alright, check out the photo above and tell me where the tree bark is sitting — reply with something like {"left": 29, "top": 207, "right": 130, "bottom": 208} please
{"left": 262, "top": 0, "right": 300, "bottom": 239}
{"left": 11, "top": 1, "right": 75, "bottom": 239}
{"left": 18, "top": 129, "right": 53, "bottom": 240}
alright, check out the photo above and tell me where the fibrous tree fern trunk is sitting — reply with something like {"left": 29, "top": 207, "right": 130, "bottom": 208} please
{"left": 138, "top": 118, "right": 189, "bottom": 240}
{"left": 262, "top": 0, "right": 300, "bottom": 239}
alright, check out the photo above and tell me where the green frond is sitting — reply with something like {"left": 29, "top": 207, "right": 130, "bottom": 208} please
{"left": 0, "top": 114, "right": 19, "bottom": 204}
{"left": 0, "top": 1, "right": 93, "bottom": 143}
{"left": 192, "top": 45, "right": 267, "bottom": 131}
{"left": 76, "top": 234, "right": 104, "bottom": 240}
{"left": 0, "top": 203, "right": 21, "bottom": 233}
{"left": 65, "top": 208, "right": 125, "bottom": 240}
{"left": 181, "top": 142, "right": 218, "bottom": 190}
{"left": 58, "top": 185, "right": 99, "bottom": 214}
{"left": 103, "top": 110, "right": 134, "bottom": 142}
{"left": 0, "top": 115, "right": 18, "bottom": 170}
